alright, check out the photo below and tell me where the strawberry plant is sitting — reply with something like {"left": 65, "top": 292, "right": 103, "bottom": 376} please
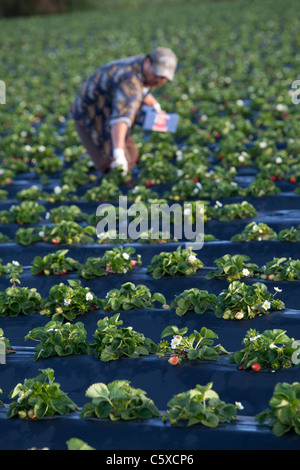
{"left": 43, "top": 184, "right": 78, "bottom": 203}
{"left": 41, "top": 220, "right": 96, "bottom": 244}
{"left": 88, "top": 313, "right": 158, "bottom": 361}
{"left": 34, "top": 155, "right": 64, "bottom": 175}
{"left": 256, "top": 382, "right": 300, "bottom": 436}
{"left": 206, "top": 254, "right": 261, "bottom": 282}
{"left": 30, "top": 249, "right": 81, "bottom": 275}
{"left": 60, "top": 159, "right": 97, "bottom": 187}
{"left": 48, "top": 205, "right": 88, "bottom": 223}
{"left": 261, "top": 257, "right": 300, "bottom": 281}
{"left": 78, "top": 247, "right": 141, "bottom": 278}
{"left": 127, "top": 185, "right": 159, "bottom": 201}
{"left": 244, "top": 176, "right": 281, "bottom": 197}
{"left": 25, "top": 321, "right": 89, "bottom": 360}
{"left": 102, "top": 282, "right": 166, "bottom": 311}
{"left": 147, "top": 247, "right": 204, "bottom": 279}
{"left": 228, "top": 328, "right": 300, "bottom": 371}
{"left": 231, "top": 221, "right": 278, "bottom": 242}
{"left": 0, "top": 201, "right": 46, "bottom": 225}
{"left": 157, "top": 325, "right": 228, "bottom": 364}
{"left": 40, "top": 280, "right": 102, "bottom": 322}
{"left": 278, "top": 226, "right": 300, "bottom": 243}
{"left": 7, "top": 368, "right": 78, "bottom": 420}
{"left": 15, "top": 227, "right": 43, "bottom": 245}
{"left": 16, "top": 186, "right": 47, "bottom": 201}
{"left": 214, "top": 281, "right": 285, "bottom": 320}
{"left": 81, "top": 180, "right": 122, "bottom": 202}
{"left": 166, "top": 382, "right": 237, "bottom": 427}
{"left": 80, "top": 380, "right": 161, "bottom": 421}
{"left": 213, "top": 201, "right": 257, "bottom": 222}
{"left": 170, "top": 288, "right": 217, "bottom": 316}
{"left": 0, "top": 267, "right": 42, "bottom": 317}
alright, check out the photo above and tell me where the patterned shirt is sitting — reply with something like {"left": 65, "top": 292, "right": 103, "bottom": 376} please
{"left": 70, "top": 55, "right": 149, "bottom": 154}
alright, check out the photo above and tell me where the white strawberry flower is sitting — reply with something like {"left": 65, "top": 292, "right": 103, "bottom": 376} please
{"left": 242, "top": 268, "right": 250, "bottom": 277}
{"left": 171, "top": 335, "right": 182, "bottom": 349}
{"left": 122, "top": 253, "right": 130, "bottom": 260}
{"left": 262, "top": 300, "right": 271, "bottom": 310}
{"left": 274, "top": 287, "right": 282, "bottom": 292}
{"left": 235, "top": 401, "right": 244, "bottom": 410}
{"left": 86, "top": 292, "right": 93, "bottom": 301}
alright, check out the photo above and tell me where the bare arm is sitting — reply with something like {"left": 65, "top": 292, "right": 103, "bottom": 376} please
{"left": 110, "top": 121, "right": 129, "bottom": 151}
{"left": 143, "top": 93, "right": 161, "bottom": 109}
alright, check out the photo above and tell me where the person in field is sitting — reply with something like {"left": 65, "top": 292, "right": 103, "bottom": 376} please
{"left": 70, "top": 47, "right": 177, "bottom": 176}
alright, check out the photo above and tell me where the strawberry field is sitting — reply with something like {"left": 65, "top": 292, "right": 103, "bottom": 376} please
{"left": 0, "top": 0, "right": 300, "bottom": 451}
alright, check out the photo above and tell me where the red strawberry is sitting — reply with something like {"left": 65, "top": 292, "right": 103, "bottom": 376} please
{"left": 91, "top": 305, "right": 98, "bottom": 310}
{"left": 290, "top": 177, "right": 296, "bottom": 183}
{"left": 168, "top": 356, "right": 179, "bottom": 366}
{"left": 60, "top": 269, "right": 67, "bottom": 275}
{"left": 238, "top": 364, "right": 244, "bottom": 370}
{"left": 270, "top": 176, "right": 276, "bottom": 181}
{"left": 131, "top": 260, "right": 137, "bottom": 267}
{"left": 251, "top": 363, "right": 260, "bottom": 372}
{"left": 145, "top": 181, "right": 151, "bottom": 187}
{"left": 38, "top": 269, "right": 45, "bottom": 275}
{"left": 219, "top": 155, "right": 225, "bottom": 160}
{"left": 52, "top": 238, "right": 59, "bottom": 244}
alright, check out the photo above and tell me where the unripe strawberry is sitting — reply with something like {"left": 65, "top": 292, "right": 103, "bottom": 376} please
{"left": 27, "top": 409, "right": 36, "bottom": 419}
{"left": 168, "top": 356, "right": 179, "bottom": 366}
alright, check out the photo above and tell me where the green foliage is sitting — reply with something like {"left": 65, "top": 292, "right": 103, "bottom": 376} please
{"left": 80, "top": 380, "right": 161, "bottom": 421}
{"left": 212, "top": 201, "right": 257, "bottom": 222}
{"left": 48, "top": 205, "right": 88, "bottom": 223}
{"left": 166, "top": 382, "right": 237, "bottom": 427}
{"left": 147, "top": 247, "right": 203, "bottom": 279}
{"left": 231, "top": 221, "right": 278, "bottom": 242}
{"left": 170, "top": 288, "right": 217, "bottom": 316}
{"left": 89, "top": 313, "right": 158, "bottom": 362}
{"left": 41, "top": 221, "right": 96, "bottom": 244}
{"left": 25, "top": 321, "right": 89, "bottom": 360}
{"left": 157, "top": 325, "right": 228, "bottom": 363}
{"left": 66, "top": 438, "right": 95, "bottom": 450}
{"left": 7, "top": 368, "right": 78, "bottom": 420}
{"left": 77, "top": 247, "right": 141, "bottom": 279}
{"left": 229, "top": 328, "right": 300, "bottom": 371}
{"left": 102, "top": 282, "right": 166, "bottom": 311}
{"left": 0, "top": 285, "right": 42, "bottom": 317}
{"left": 278, "top": 226, "right": 300, "bottom": 243}
{"left": 206, "top": 254, "right": 261, "bottom": 282}
{"left": 261, "top": 257, "right": 300, "bottom": 281}
{"left": 40, "top": 279, "right": 101, "bottom": 322}
{"left": 31, "top": 249, "right": 81, "bottom": 275}
{"left": 0, "top": 201, "right": 45, "bottom": 225}
{"left": 256, "top": 382, "right": 300, "bottom": 436}
{"left": 214, "top": 281, "right": 285, "bottom": 320}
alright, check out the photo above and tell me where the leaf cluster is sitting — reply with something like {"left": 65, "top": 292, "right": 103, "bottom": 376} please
{"left": 7, "top": 368, "right": 78, "bottom": 420}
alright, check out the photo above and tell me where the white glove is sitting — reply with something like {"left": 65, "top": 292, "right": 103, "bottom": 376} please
{"left": 111, "top": 148, "right": 128, "bottom": 175}
{"left": 153, "top": 102, "right": 162, "bottom": 113}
